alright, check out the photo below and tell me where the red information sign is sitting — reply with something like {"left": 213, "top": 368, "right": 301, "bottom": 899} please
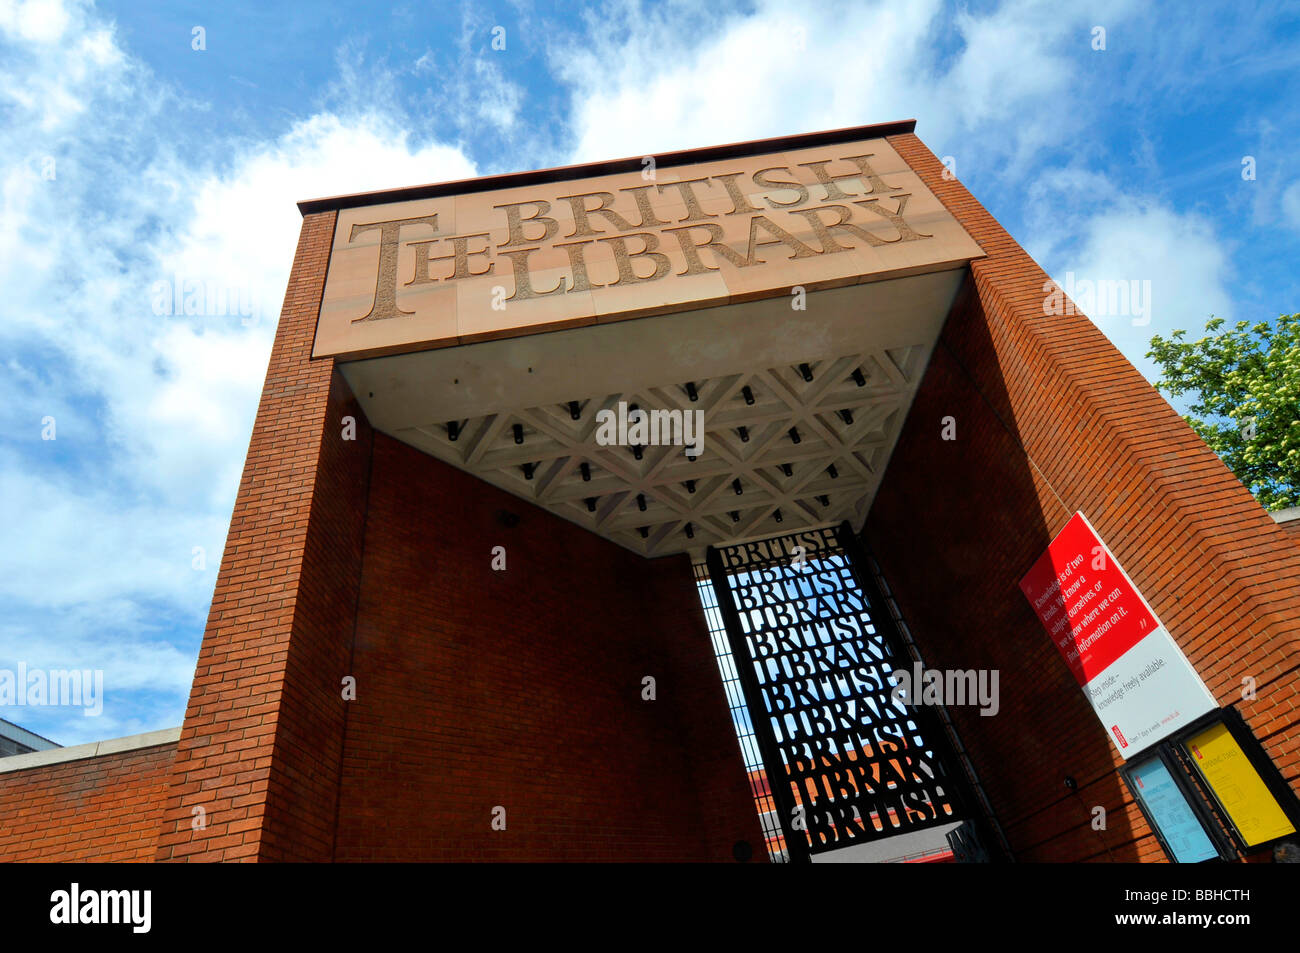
{"left": 1020, "top": 513, "right": 1216, "bottom": 757}
{"left": 1018, "top": 513, "right": 1156, "bottom": 685}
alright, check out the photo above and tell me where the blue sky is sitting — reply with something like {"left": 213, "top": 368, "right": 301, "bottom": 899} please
{"left": 3, "top": 0, "right": 1299, "bottom": 745}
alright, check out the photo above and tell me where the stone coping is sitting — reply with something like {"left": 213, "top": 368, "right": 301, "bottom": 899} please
{"left": 0, "top": 727, "right": 181, "bottom": 774}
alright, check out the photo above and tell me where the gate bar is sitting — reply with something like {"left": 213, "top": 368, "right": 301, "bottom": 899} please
{"left": 834, "top": 521, "right": 1008, "bottom": 861}
{"left": 705, "top": 544, "right": 813, "bottom": 864}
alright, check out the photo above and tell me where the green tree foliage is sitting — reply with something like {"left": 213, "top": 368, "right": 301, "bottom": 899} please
{"left": 1147, "top": 314, "right": 1300, "bottom": 510}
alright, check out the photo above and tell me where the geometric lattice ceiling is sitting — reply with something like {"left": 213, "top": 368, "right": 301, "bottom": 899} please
{"left": 392, "top": 349, "right": 924, "bottom": 557}
{"left": 340, "top": 269, "right": 968, "bottom": 559}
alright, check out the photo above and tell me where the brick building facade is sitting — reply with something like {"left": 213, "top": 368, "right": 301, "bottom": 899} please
{"left": 2, "top": 120, "right": 1296, "bottom": 862}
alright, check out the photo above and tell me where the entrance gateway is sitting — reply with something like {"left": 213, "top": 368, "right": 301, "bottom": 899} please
{"left": 705, "top": 523, "right": 996, "bottom": 862}
{"left": 303, "top": 120, "right": 1005, "bottom": 860}
{"left": 9, "top": 120, "right": 1293, "bottom": 864}
{"left": 141, "top": 117, "right": 1292, "bottom": 863}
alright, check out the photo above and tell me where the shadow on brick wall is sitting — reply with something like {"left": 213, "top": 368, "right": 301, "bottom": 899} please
{"left": 864, "top": 274, "right": 1146, "bottom": 862}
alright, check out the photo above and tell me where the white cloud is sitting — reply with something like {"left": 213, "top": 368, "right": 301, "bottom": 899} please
{"left": 555, "top": 0, "right": 1134, "bottom": 175}
{"left": 0, "top": 0, "right": 124, "bottom": 131}
{"left": 551, "top": 0, "right": 1229, "bottom": 389}
{"left": 1282, "top": 181, "right": 1300, "bottom": 232}
{"left": 0, "top": 0, "right": 72, "bottom": 44}
{"left": 0, "top": 0, "right": 1259, "bottom": 746}
{"left": 0, "top": 604, "right": 198, "bottom": 744}
{"left": 454, "top": 8, "right": 524, "bottom": 133}
{"left": 557, "top": 0, "right": 938, "bottom": 163}
{"left": 0, "top": 0, "right": 477, "bottom": 741}
{"left": 1025, "top": 173, "right": 1234, "bottom": 383}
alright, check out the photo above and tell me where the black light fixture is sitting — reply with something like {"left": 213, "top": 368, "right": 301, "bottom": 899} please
{"left": 742, "top": 385, "right": 755, "bottom": 405}
{"left": 585, "top": 497, "right": 597, "bottom": 512}
{"left": 580, "top": 462, "right": 591, "bottom": 482}
{"left": 636, "top": 493, "right": 647, "bottom": 512}
{"left": 568, "top": 400, "right": 581, "bottom": 420}
{"left": 779, "top": 463, "right": 792, "bottom": 477}
{"left": 684, "top": 523, "right": 694, "bottom": 539}
{"left": 773, "top": 509, "right": 783, "bottom": 523}
{"left": 632, "top": 445, "right": 644, "bottom": 460}
{"left": 730, "top": 511, "right": 740, "bottom": 523}
{"left": 798, "top": 363, "right": 813, "bottom": 382}
{"left": 684, "top": 480, "right": 696, "bottom": 494}
{"left": 685, "top": 381, "right": 698, "bottom": 402}
{"left": 513, "top": 423, "right": 524, "bottom": 445}
{"left": 827, "top": 464, "right": 838, "bottom": 479}
{"left": 447, "top": 421, "right": 460, "bottom": 441}
{"left": 789, "top": 427, "right": 801, "bottom": 444}
{"left": 638, "top": 526, "right": 649, "bottom": 539}
{"left": 732, "top": 478, "right": 743, "bottom": 495}
{"left": 521, "top": 462, "right": 535, "bottom": 480}
{"left": 852, "top": 368, "right": 866, "bottom": 387}
{"left": 738, "top": 426, "right": 749, "bottom": 443}
{"left": 840, "top": 409, "right": 854, "bottom": 425}
{"left": 817, "top": 495, "right": 830, "bottom": 507}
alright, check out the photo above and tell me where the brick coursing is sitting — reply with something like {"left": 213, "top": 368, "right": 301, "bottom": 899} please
{"left": 0, "top": 744, "right": 175, "bottom": 862}
{"left": 154, "top": 211, "right": 372, "bottom": 862}
{"left": 13, "top": 131, "right": 1294, "bottom": 863}
{"left": 330, "top": 433, "right": 763, "bottom": 861}
{"left": 147, "top": 209, "right": 758, "bottom": 862}
{"left": 861, "top": 133, "right": 1300, "bottom": 861}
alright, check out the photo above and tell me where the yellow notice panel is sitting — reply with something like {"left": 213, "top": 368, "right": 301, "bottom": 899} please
{"left": 1184, "top": 722, "right": 1296, "bottom": 847}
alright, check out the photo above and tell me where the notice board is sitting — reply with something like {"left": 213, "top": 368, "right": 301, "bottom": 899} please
{"left": 1183, "top": 721, "right": 1297, "bottom": 848}
{"left": 1019, "top": 513, "right": 1217, "bottom": 758}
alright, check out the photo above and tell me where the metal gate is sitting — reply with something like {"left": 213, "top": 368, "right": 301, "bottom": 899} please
{"left": 704, "top": 522, "right": 983, "bottom": 862}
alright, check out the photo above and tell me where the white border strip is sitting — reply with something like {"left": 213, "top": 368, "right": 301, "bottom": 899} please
{"left": 0, "top": 727, "right": 181, "bottom": 774}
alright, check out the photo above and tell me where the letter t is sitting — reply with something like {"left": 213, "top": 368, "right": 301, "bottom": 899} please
{"left": 348, "top": 214, "right": 439, "bottom": 321}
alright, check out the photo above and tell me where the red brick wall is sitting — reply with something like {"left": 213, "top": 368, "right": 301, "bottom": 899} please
{"left": 145, "top": 128, "right": 1300, "bottom": 865}
{"left": 647, "top": 549, "right": 769, "bottom": 860}
{"left": 0, "top": 744, "right": 175, "bottom": 862}
{"left": 331, "top": 433, "right": 762, "bottom": 861}
{"left": 862, "top": 133, "right": 1300, "bottom": 861}
{"left": 156, "top": 211, "right": 374, "bottom": 862}
{"left": 152, "top": 208, "right": 759, "bottom": 862}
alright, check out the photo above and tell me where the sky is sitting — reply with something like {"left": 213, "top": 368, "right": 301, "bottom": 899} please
{"left": 2, "top": 0, "right": 1299, "bottom": 745}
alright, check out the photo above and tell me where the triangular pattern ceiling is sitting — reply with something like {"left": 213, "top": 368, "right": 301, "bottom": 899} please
{"left": 394, "top": 345, "right": 926, "bottom": 557}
